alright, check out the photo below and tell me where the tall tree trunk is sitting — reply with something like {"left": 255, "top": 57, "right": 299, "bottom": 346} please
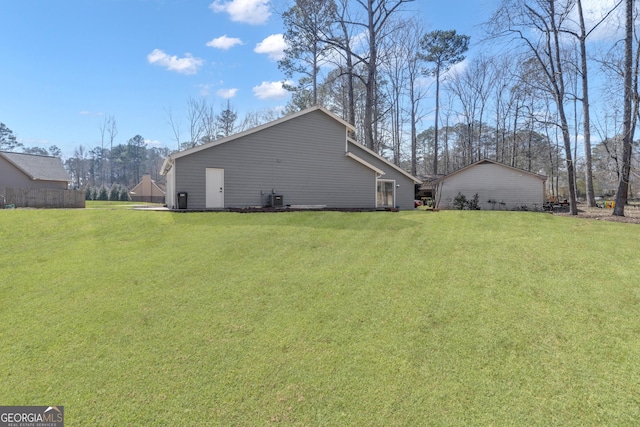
{"left": 577, "top": 0, "right": 596, "bottom": 207}
{"left": 549, "top": 0, "right": 578, "bottom": 214}
{"left": 613, "top": 0, "right": 634, "bottom": 216}
{"left": 433, "top": 64, "right": 441, "bottom": 174}
{"left": 363, "top": 0, "right": 377, "bottom": 150}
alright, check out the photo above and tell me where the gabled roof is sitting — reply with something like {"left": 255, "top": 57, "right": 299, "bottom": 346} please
{"left": 162, "top": 106, "right": 355, "bottom": 173}
{"left": 130, "top": 174, "right": 166, "bottom": 195}
{"left": 438, "top": 159, "right": 547, "bottom": 182}
{"left": 0, "top": 151, "right": 71, "bottom": 182}
{"left": 161, "top": 106, "right": 421, "bottom": 184}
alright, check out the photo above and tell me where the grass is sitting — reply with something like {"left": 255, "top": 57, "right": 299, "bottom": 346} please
{"left": 0, "top": 208, "right": 639, "bottom": 425}
{"left": 85, "top": 200, "right": 164, "bottom": 209}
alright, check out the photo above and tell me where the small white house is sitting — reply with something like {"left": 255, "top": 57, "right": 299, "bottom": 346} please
{"left": 436, "top": 159, "right": 547, "bottom": 210}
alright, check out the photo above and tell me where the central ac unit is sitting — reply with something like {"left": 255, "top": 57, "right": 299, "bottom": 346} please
{"left": 269, "top": 194, "right": 284, "bottom": 207}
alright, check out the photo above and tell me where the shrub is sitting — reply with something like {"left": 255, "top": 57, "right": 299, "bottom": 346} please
{"left": 467, "top": 193, "right": 480, "bottom": 210}
{"left": 97, "top": 186, "right": 109, "bottom": 201}
{"left": 453, "top": 192, "right": 467, "bottom": 210}
{"left": 119, "top": 187, "right": 130, "bottom": 201}
{"left": 85, "top": 187, "right": 93, "bottom": 201}
{"left": 453, "top": 192, "right": 481, "bottom": 210}
{"left": 109, "top": 185, "right": 120, "bottom": 201}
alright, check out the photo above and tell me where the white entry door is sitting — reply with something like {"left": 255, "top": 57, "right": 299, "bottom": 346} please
{"left": 206, "top": 168, "right": 224, "bottom": 208}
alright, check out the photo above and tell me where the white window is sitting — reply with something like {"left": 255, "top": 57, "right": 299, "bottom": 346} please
{"left": 377, "top": 180, "right": 395, "bottom": 208}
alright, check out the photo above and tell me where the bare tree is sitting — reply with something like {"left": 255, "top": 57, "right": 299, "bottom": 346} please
{"left": 327, "top": 0, "right": 413, "bottom": 151}
{"left": 404, "top": 20, "right": 428, "bottom": 176}
{"left": 165, "top": 107, "right": 182, "bottom": 150}
{"left": 185, "top": 97, "right": 207, "bottom": 149}
{"left": 104, "top": 115, "right": 118, "bottom": 185}
{"left": 613, "top": 0, "right": 635, "bottom": 216}
{"left": 561, "top": 0, "right": 623, "bottom": 206}
{"left": 488, "top": 0, "right": 579, "bottom": 214}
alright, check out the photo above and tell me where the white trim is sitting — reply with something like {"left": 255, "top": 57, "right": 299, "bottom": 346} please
{"left": 345, "top": 152, "right": 385, "bottom": 175}
{"left": 439, "top": 159, "right": 547, "bottom": 182}
{"left": 160, "top": 157, "right": 173, "bottom": 175}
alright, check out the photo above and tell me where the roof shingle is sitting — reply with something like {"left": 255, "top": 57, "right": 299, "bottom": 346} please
{"left": 1, "top": 151, "right": 71, "bottom": 182}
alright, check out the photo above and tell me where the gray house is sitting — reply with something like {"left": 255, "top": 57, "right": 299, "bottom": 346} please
{"left": 0, "top": 151, "right": 70, "bottom": 189}
{"left": 161, "top": 106, "right": 420, "bottom": 210}
{"left": 436, "top": 159, "right": 547, "bottom": 210}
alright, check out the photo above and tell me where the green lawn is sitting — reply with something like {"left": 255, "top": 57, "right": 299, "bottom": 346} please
{"left": 1, "top": 208, "right": 639, "bottom": 426}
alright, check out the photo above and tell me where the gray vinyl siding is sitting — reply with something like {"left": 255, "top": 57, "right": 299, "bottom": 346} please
{"left": 438, "top": 162, "right": 545, "bottom": 210}
{"left": 348, "top": 143, "right": 417, "bottom": 210}
{"left": 174, "top": 110, "right": 378, "bottom": 209}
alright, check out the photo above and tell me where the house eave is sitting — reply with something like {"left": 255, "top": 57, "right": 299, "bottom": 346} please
{"left": 345, "top": 152, "right": 385, "bottom": 175}
{"left": 169, "top": 106, "right": 356, "bottom": 161}
{"left": 346, "top": 138, "right": 422, "bottom": 184}
{"left": 437, "top": 159, "right": 548, "bottom": 182}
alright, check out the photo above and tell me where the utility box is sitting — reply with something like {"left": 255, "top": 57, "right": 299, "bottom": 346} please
{"left": 177, "top": 192, "right": 188, "bottom": 209}
{"left": 269, "top": 194, "right": 283, "bottom": 208}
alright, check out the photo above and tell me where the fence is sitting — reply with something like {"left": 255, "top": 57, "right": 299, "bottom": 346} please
{"left": 1, "top": 187, "right": 85, "bottom": 209}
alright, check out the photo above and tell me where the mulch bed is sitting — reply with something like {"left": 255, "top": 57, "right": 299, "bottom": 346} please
{"left": 554, "top": 203, "right": 640, "bottom": 224}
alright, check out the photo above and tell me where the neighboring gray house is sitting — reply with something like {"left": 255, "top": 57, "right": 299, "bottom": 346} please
{"left": 0, "top": 151, "right": 70, "bottom": 189}
{"left": 436, "top": 159, "right": 547, "bottom": 210}
{"left": 161, "top": 106, "right": 421, "bottom": 210}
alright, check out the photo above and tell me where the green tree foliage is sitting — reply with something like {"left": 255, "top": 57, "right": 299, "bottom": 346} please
{"left": 216, "top": 101, "right": 238, "bottom": 139}
{"left": 278, "top": 0, "right": 336, "bottom": 108}
{"left": 452, "top": 192, "right": 467, "bottom": 210}
{"left": 453, "top": 192, "right": 480, "bottom": 210}
{"left": 97, "top": 186, "right": 109, "bottom": 201}
{"left": 0, "top": 123, "right": 22, "bottom": 152}
{"left": 119, "top": 187, "right": 130, "bottom": 201}
{"left": 127, "top": 135, "right": 147, "bottom": 185}
{"left": 419, "top": 30, "right": 470, "bottom": 175}
{"left": 22, "top": 146, "right": 49, "bottom": 156}
{"left": 109, "top": 185, "right": 120, "bottom": 201}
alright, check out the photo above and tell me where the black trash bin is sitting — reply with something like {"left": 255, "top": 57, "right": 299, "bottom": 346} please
{"left": 177, "top": 192, "right": 188, "bottom": 209}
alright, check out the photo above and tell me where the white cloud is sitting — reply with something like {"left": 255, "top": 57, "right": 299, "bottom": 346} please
{"left": 209, "top": 0, "right": 271, "bottom": 25}
{"left": 254, "top": 34, "right": 286, "bottom": 61}
{"left": 252, "top": 81, "right": 291, "bottom": 100}
{"left": 147, "top": 49, "right": 204, "bottom": 75}
{"left": 144, "top": 139, "right": 163, "bottom": 148}
{"left": 198, "top": 84, "right": 213, "bottom": 96}
{"left": 206, "top": 35, "right": 243, "bottom": 50}
{"left": 217, "top": 88, "right": 238, "bottom": 98}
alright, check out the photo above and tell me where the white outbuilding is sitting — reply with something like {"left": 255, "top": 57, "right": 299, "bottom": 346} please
{"left": 435, "top": 159, "right": 547, "bottom": 210}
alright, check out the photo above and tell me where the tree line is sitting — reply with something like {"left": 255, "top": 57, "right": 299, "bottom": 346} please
{"left": 64, "top": 127, "right": 171, "bottom": 190}
{"left": 276, "top": 0, "right": 640, "bottom": 215}
{"left": 1, "top": 118, "right": 169, "bottom": 191}
{"left": 4, "top": 0, "right": 640, "bottom": 216}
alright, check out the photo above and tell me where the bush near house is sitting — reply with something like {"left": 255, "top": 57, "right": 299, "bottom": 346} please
{"left": 453, "top": 192, "right": 481, "bottom": 210}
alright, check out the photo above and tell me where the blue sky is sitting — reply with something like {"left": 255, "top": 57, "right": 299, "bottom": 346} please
{"left": 0, "top": 0, "right": 498, "bottom": 158}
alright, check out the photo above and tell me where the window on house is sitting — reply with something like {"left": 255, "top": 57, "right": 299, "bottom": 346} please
{"left": 377, "top": 180, "right": 395, "bottom": 207}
